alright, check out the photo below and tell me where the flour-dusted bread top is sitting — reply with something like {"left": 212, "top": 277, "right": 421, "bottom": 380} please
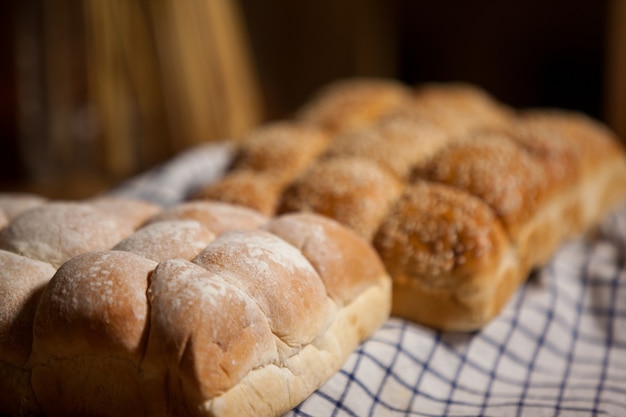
{"left": 144, "top": 259, "right": 276, "bottom": 406}
{"left": 264, "top": 212, "right": 388, "bottom": 305}
{"left": 230, "top": 121, "right": 332, "bottom": 183}
{"left": 193, "top": 229, "right": 335, "bottom": 347}
{"left": 0, "top": 250, "right": 55, "bottom": 366}
{"left": 29, "top": 250, "right": 159, "bottom": 417}
{"left": 113, "top": 220, "right": 216, "bottom": 262}
{"left": 148, "top": 200, "right": 269, "bottom": 234}
{"left": 0, "top": 202, "right": 135, "bottom": 268}
{"left": 1, "top": 200, "right": 391, "bottom": 417}
{"left": 278, "top": 156, "right": 404, "bottom": 240}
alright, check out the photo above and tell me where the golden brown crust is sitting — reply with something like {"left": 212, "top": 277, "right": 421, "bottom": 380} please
{"left": 30, "top": 250, "right": 158, "bottom": 417}
{"left": 374, "top": 182, "right": 509, "bottom": 289}
{"left": 231, "top": 121, "right": 331, "bottom": 183}
{"left": 297, "top": 77, "right": 414, "bottom": 134}
{"left": 512, "top": 109, "right": 623, "bottom": 175}
{"left": 324, "top": 114, "right": 449, "bottom": 180}
{"left": 144, "top": 259, "right": 276, "bottom": 411}
{"left": 191, "top": 170, "right": 285, "bottom": 215}
{"left": 408, "top": 82, "right": 515, "bottom": 137}
{"left": 416, "top": 132, "right": 546, "bottom": 237}
{"left": 263, "top": 213, "right": 388, "bottom": 305}
{"left": 278, "top": 156, "right": 404, "bottom": 240}
{"left": 193, "top": 229, "right": 335, "bottom": 347}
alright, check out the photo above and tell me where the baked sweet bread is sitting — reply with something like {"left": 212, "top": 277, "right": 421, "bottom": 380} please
{"left": 0, "top": 193, "right": 391, "bottom": 417}
{"left": 194, "top": 77, "right": 626, "bottom": 331}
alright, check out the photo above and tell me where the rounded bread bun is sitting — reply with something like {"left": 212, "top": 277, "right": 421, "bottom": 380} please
{"left": 144, "top": 259, "right": 276, "bottom": 414}
{"left": 323, "top": 113, "right": 449, "bottom": 180}
{"left": 230, "top": 121, "right": 331, "bottom": 183}
{"left": 0, "top": 250, "right": 55, "bottom": 365}
{"left": 0, "top": 192, "right": 47, "bottom": 220}
{"left": 278, "top": 156, "right": 404, "bottom": 240}
{"left": 147, "top": 200, "right": 268, "bottom": 235}
{"left": 193, "top": 229, "right": 335, "bottom": 348}
{"left": 0, "top": 202, "right": 134, "bottom": 268}
{"left": 0, "top": 251, "right": 55, "bottom": 417}
{"left": 512, "top": 109, "right": 623, "bottom": 175}
{"left": 191, "top": 170, "right": 284, "bottom": 215}
{"left": 297, "top": 77, "right": 414, "bottom": 134}
{"left": 408, "top": 82, "right": 515, "bottom": 137}
{"left": 416, "top": 132, "right": 545, "bottom": 238}
{"left": 30, "top": 250, "right": 158, "bottom": 417}
{"left": 263, "top": 212, "right": 388, "bottom": 305}
{"left": 373, "top": 181, "right": 514, "bottom": 330}
{"left": 113, "top": 220, "right": 216, "bottom": 262}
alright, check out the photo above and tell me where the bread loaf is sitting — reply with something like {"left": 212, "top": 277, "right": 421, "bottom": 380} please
{"left": 193, "top": 78, "right": 626, "bottom": 331}
{"left": 0, "top": 193, "right": 391, "bottom": 416}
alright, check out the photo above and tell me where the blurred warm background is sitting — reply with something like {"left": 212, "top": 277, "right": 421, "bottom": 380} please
{"left": 0, "top": 0, "right": 624, "bottom": 199}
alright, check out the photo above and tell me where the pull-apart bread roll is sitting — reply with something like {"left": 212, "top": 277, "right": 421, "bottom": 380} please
{"left": 0, "top": 251, "right": 55, "bottom": 417}
{"left": 196, "top": 78, "right": 626, "bottom": 331}
{"left": 0, "top": 192, "right": 390, "bottom": 417}
{"left": 0, "top": 202, "right": 136, "bottom": 268}
{"left": 296, "top": 77, "right": 415, "bottom": 134}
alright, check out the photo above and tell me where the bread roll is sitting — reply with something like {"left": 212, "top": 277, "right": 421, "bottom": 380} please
{"left": 278, "top": 156, "right": 404, "bottom": 240}
{"left": 30, "top": 250, "right": 159, "bottom": 417}
{"left": 407, "top": 82, "right": 515, "bottom": 137}
{"left": 296, "top": 77, "right": 414, "bottom": 134}
{"left": 263, "top": 213, "right": 388, "bottom": 304}
{"left": 373, "top": 182, "right": 518, "bottom": 330}
{"left": 113, "top": 220, "right": 216, "bottom": 262}
{"left": 143, "top": 259, "right": 277, "bottom": 416}
{"left": 229, "top": 121, "right": 331, "bottom": 183}
{"left": 0, "top": 202, "right": 134, "bottom": 268}
{"left": 0, "top": 250, "right": 55, "bottom": 417}
{"left": 191, "top": 170, "right": 285, "bottom": 215}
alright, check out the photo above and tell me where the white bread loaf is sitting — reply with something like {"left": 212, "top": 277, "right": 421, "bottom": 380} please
{"left": 0, "top": 194, "right": 390, "bottom": 416}
{"left": 192, "top": 78, "right": 626, "bottom": 331}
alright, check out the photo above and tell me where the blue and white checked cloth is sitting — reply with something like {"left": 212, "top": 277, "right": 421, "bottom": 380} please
{"left": 113, "top": 142, "right": 626, "bottom": 417}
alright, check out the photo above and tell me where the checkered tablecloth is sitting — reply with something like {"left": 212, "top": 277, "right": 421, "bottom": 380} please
{"left": 112, "top": 142, "right": 626, "bottom": 417}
